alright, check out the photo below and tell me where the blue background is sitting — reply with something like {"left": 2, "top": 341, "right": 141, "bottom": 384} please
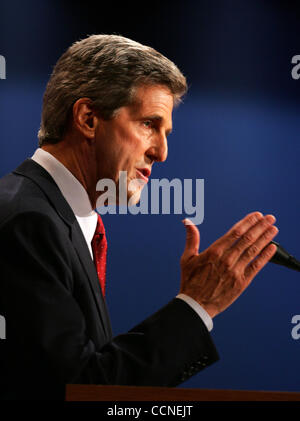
{"left": 1, "top": 0, "right": 300, "bottom": 391}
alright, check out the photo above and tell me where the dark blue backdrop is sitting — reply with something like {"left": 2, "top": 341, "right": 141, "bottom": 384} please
{"left": 1, "top": 0, "right": 300, "bottom": 391}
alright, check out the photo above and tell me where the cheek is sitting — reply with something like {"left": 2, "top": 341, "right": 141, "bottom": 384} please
{"left": 118, "top": 122, "right": 147, "bottom": 150}
{"left": 101, "top": 123, "right": 147, "bottom": 176}
{"left": 118, "top": 136, "right": 146, "bottom": 166}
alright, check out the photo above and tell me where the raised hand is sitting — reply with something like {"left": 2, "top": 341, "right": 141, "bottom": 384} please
{"left": 180, "top": 212, "right": 278, "bottom": 318}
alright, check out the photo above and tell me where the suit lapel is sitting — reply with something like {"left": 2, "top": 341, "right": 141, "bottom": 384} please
{"left": 13, "top": 159, "right": 112, "bottom": 339}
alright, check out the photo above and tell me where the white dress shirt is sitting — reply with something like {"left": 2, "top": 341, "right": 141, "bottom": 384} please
{"left": 31, "top": 148, "right": 213, "bottom": 332}
{"left": 32, "top": 148, "right": 97, "bottom": 257}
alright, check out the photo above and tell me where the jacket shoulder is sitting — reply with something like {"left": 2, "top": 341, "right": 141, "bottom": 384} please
{"left": 0, "top": 170, "right": 66, "bottom": 229}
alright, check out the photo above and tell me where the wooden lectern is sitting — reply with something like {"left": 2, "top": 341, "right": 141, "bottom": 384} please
{"left": 66, "top": 385, "right": 300, "bottom": 401}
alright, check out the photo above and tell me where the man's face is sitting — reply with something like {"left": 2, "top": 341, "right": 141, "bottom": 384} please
{"left": 94, "top": 84, "right": 173, "bottom": 204}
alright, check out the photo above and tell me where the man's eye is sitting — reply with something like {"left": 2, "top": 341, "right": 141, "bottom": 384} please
{"left": 143, "top": 121, "right": 153, "bottom": 128}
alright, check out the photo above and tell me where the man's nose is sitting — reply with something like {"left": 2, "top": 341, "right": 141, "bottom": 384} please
{"left": 146, "top": 133, "right": 168, "bottom": 163}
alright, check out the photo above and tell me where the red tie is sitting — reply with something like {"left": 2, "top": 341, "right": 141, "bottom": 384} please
{"left": 91, "top": 214, "right": 107, "bottom": 297}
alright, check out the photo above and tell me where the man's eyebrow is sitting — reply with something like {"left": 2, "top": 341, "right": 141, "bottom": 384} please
{"left": 142, "top": 114, "right": 173, "bottom": 135}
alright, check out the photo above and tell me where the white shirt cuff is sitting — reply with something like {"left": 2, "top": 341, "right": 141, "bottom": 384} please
{"left": 176, "top": 293, "right": 213, "bottom": 332}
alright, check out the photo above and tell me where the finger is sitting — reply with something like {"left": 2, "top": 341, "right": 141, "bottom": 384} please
{"left": 244, "top": 243, "right": 278, "bottom": 282}
{"left": 181, "top": 218, "right": 200, "bottom": 262}
{"left": 218, "top": 214, "right": 276, "bottom": 271}
{"left": 234, "top": 224, "right": 279, "bottom": 272}
{"left": 212, "top": 212, "right": 264, "bottom": 254}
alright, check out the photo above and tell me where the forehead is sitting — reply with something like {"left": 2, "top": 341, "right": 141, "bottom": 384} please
{"left": 129, "top": 84, "right": 174, "bottom": 117}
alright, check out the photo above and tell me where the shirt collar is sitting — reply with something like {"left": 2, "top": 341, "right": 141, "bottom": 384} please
{"left": 31, "top": 148, "right": 97, "bottom": 256}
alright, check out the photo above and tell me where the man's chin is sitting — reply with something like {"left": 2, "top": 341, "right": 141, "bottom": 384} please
{"left": 126, "top": 189, "right": 142, "bottom": 206}
{"left": 114, "top": 190, "right": 141, "bottom": 206}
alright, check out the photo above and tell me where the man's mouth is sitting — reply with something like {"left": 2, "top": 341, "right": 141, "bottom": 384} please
{"left": 136, "top": 168, "right": 151, "bottom": 183}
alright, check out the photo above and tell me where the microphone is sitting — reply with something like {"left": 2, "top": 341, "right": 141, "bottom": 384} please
{"left": 269, "top": 241, "right": 300, "bottom": 272}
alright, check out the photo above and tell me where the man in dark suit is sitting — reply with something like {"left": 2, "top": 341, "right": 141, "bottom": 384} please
{"left": 0, "top": 35, "right": 278, "bottom": 400}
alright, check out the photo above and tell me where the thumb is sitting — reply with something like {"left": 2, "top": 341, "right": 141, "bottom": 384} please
{"left": 181, "top": 218, "right": 200, "bottom": 261}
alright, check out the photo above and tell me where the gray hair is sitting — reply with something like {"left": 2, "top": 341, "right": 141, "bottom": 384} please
{"left": 38, "top": 34, "right": 187, "bottom": 146}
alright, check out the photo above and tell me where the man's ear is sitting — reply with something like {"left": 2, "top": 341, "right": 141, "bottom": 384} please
{"left": 72, "top": 98, "right": 99, "bottom": 140}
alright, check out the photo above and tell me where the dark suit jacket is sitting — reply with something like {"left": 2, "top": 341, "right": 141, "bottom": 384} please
{"left": 0, "top": 159, "right": 219, "bottom": 400}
